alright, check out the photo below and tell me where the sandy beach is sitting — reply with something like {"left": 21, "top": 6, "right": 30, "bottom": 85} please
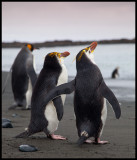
{"left": 2, "top": 71, "right": 135, "bottom": 158}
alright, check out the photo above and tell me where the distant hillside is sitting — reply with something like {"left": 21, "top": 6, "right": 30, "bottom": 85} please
{"left": 2, "top": 38, "right": 135, "bottom": 48}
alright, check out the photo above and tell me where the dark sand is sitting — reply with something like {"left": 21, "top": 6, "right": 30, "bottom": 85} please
{"left": 2, "top": 72, "right": 135, "bottom": 158}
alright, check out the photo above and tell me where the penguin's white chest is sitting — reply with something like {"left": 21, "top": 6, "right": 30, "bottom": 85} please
{"left": 45, "top": 101, "right": 59, "bottom": 133}
{"left": 44, "top": 63, "right": 68, "bottom": 133}
{"left": 100, "top": 98, "right": 107, "bottom": 136}
{"left": 33, "top": 55, "right": 36, "bottom": 71}
{"left": 25, "top": 56, "right": 36, "bottom": 109}
{"left": 57, "top": 63, "right": 68, "bottom": 104}
{"left": 25, "top": 77, "right": 32, "bottom": 109}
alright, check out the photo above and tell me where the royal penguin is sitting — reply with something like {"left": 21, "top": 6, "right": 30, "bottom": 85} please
{"left": 40, "top": 42, "right": 121, "bottom": 145}
{"left": 16, "top": 51, "right": 70, "bottom": 140}
{"left": 8, "top": 44, "right": 39, "bottom": 110}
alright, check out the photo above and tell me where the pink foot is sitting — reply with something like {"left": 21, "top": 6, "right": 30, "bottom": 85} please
{"left": 94, "top": 138, "right": 108, "bottom": 144}
{"left": 49, "top": 134, "right": 67, "bottom": 140}
{"left": 96, "top": 140, "right": 108, "bottom": 144}
{"left": 84, "top": 139, "right": 94, "bottom": 144}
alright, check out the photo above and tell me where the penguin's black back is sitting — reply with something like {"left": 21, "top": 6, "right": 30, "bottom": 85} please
{"left": 30, "top": 54, "right": 62, "bottom": 128}
{"left": 11, "top": 47, "right": 31, "bottom": 101}
{"left": 75, "top": 52, "right": 103, "bottom": 105}
{"left": 74, "top": 53, "right": 104, "bottom": 136}
{"left": 31, "top": 54, "right": 62, "bottom": 102}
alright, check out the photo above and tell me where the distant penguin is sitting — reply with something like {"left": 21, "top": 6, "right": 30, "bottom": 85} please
{"left": 16, "top": 51, "right": 70, "bottom": 140}
{"left": 111, "top": 67, "right": 119, "bottom": 79}
{"left": 40, "top": 42, "right": 121, "bottom": 145}
{"left": 9, "top": 44, "right": 39, "bottom": 110}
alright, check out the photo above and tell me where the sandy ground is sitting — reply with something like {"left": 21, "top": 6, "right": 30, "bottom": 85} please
{"left": 2, "top": 71, "right": 135, "bottom": 158}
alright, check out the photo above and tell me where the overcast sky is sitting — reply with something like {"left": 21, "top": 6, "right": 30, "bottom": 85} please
{"left": 2, "top": 2, "right": 135, "bottom": 42}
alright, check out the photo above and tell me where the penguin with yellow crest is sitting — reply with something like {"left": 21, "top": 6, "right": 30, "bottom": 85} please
{"left": 8, "top": 44, "right": 39, "bottom": 110}
{"left": 38, "top": 42, "right": 121, "bottom": 145}
{"left": 16, "top": 51, "right": 70, "bottom": 140}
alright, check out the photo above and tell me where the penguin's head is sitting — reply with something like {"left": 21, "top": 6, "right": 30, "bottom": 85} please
{"left": 76, "top": 41, "right": 97, "bottom": 64}
{"left": 48, "top": 51, "right": 70, "bottom": 63}
{"left": 43, "top": 51, "right": 70, "bottom": 69}
{"left": 25, "top": 44, "right": 39, "bottom": 52}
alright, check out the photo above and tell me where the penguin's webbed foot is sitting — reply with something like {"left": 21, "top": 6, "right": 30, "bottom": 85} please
{"left": 15, "top": 131, "right": 31, "bottom": 138}
{"left": 84, "top": 139, "right": 94, "bottom": 144}
{"left": 21, "top": 106, "right": 31, "bottom": 110}
{"left": 94, "top": 138, "right": 109, "bottom": 145}
{"left": 47, "top": 134, "right": 67, "bottom": 140}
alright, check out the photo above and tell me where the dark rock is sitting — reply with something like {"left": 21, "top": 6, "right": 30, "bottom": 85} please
{"left": 2, "top": 122, "right": 13, "bottom": 128}
{"left": 19, "top": 145, "right": 38, "bottom": 152}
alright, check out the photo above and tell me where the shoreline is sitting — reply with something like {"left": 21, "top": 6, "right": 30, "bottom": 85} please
{"left": 2, "top": 38, "right": 135, "bottom": 48}
{"left": 2, "top": 71, "right": 135, "bottom": 158}
{"left": 2, "top": 71, "right": 135, "bottom": 101}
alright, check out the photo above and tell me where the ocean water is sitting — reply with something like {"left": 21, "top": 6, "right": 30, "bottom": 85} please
{"left": 2, "top": 44, "right": 135, "bottom": 79}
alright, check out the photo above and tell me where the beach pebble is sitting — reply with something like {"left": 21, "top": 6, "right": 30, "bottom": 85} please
{"left": 2, "top": 121, "right": 13, "bottom": 128}
{"left": 12, "top": 113, "right": 18, "bottom": 117}
{"left": 19, "top": 145, "right": 38, "bottom": 152}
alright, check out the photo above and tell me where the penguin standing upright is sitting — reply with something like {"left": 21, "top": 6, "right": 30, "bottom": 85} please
{"left": 16, "top": 51, "right": 70, "bottom": 140}
{"left": 9, "top": 44, "right": 39, "bottom": 110}
{"left": 40, "top": 42, "right": 121, "bottom": 145}
{"left": 111, "top": 67, "right": 120, "bottom": 79}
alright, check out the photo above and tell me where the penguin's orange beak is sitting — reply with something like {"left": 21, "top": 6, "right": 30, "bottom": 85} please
{"left": 59, "top": 51, "right": 70, "bottom": 58}
{"left": 89, "top": 41, "right": 97, "bottom": 53}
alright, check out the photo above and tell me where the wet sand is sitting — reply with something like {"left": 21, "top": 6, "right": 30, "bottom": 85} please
{"left": 2, "top": 71, "right": 135, "bottom": 158}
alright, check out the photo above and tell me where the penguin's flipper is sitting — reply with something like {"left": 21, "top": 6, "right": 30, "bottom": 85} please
{"left": 52, "top": 96, "right": 64, "bottom": 121}
{"left": 99, "top": 80, "right": 121, "bottom": 119}
{"left": 26, "top": 56, "right": 37, "bottom": 88}
{"left": 43, "top": 79, "right": 75, "bottom": 107}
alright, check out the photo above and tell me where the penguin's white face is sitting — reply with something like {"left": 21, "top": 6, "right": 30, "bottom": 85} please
{"left": 85, "top": 48, "right": 96, "bottom": 64}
